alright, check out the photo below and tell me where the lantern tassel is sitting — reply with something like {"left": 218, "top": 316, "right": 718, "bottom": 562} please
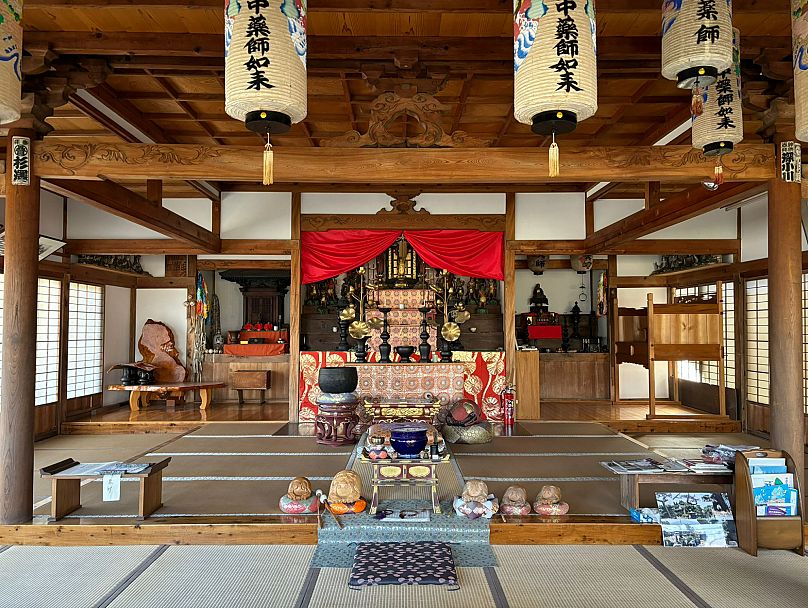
{"left": 549, "top": 133, "right": 560, "bottom": 178}
{"left": 263, "top": 139, "right": 274, "bottom": 186}
{"left": 714, "top": 162, "right": 724, "bottom": 186}
{"left": 691, "top": 88, "right": 704, "bottom": 117}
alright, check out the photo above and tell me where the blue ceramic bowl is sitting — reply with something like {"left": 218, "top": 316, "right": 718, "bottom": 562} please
{"left": 390, "top": 426, "right": 428, "bottom": 459}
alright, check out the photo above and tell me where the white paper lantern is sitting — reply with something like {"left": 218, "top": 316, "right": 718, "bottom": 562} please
{"left": 224, "top": 0, "right": 307, "bottom": 183}
{"left": 514, "top": 0, "right": 598, "bottom": 176}
{"left": 570, "top": 254, "right": 593, "bottom": 274}
{"left": 0, "top": 0, "right": 22, "bottom": 124}
{"left": 692, "top": 27, "right": 742, "bottom": 155}
{"left": 514, "top": 0, "right": 598, "bottom": 132}
{"left": 662, "top": 0, "right": 733, "bottom": 90}
{"left": 793, "top": 1, "right": 808, "bottom": 142}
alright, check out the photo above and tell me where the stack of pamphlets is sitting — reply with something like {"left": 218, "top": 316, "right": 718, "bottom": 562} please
{"left": 701, "top": 444, "right": 759, "bottom": 467}
{"left": 602, "top": 458, "right": 689, "bottom": 474}
{"left": 748, "top": 457, "right": 798, "bottom": 516}
{"left": 681, "top": 459, "right": 732, "bottom": 474}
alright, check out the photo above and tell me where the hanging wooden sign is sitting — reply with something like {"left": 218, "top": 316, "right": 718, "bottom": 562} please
{"left": 780, "top": 141, "right": 802, "bottom": 184}
{"left": 11, "top": 135, "right": 31, "bottom": 186}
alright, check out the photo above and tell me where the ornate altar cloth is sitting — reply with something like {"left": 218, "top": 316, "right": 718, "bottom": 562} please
{"left": 298, "top": 351, "right": 507, "bottom": 422}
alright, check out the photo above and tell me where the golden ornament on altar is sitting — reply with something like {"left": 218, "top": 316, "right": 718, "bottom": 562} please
{"left": 441, "top": 321, "right": 461, "bottom": 342}
{"left": 454, "top": 310, "right": 471, "bottom": 324}
{"left": 367, "top": 317, "right": 384, "bottom": 331}
{"left": 349, "top": 320, "right": 371, "bottom": 339}
{"left": 339, "top": 307, "right": 356, "bottom": 321}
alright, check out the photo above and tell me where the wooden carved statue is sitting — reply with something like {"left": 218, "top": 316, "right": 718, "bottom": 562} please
{"left": 138, "top": 319, "right": 187, "bottom": 382}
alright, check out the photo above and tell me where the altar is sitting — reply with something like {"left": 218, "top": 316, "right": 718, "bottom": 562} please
{"left": 298, "top": 351, "right": 507, "bottom": 422}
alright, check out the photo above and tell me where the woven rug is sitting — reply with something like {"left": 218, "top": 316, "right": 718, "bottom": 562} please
{"left": 349, "top": 542, "right": 458, "bottom": 588}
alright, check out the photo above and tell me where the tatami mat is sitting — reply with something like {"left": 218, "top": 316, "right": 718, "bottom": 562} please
{"left": 0, "top": 545, "right": 159, "bottom": 608}
{"left": 187, "top": 422, "right": 286, "bottom": 436}
{"left": 108, "top": 545, "right": 315, "bottom": 608}
{"left": 519, "top": 421, "right": 616, "bottom": 435}
{"left": 450, "top": 436, "right": 651, "bottom": 455}
{"left": 151, "top": 435, "right": 354, "bottom": 455}
{"left": 307, "top": 567, "right": 496, "bottom": 608}
{"left": 646, "top": 547, "right": 808, "bottom": 608}
{"left": 494, "top": 545, "right": 695, "bottom": 608}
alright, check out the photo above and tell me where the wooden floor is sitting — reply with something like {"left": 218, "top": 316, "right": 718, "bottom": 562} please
{"left": 539, "top": 400, "right": 701, "bottom": 420}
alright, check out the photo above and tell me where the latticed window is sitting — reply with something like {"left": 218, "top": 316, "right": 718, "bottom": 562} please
{"left": 746, "top": 278, "right": 769, "bottom": 405}
{"left": 67, "top": 283, "right": 104, "bottom": 399}
{"left": 674, "top": 282, "right": 735, "bottom": 389}
{"left": 0, "top": 275, "right": 62, "bottom": 406}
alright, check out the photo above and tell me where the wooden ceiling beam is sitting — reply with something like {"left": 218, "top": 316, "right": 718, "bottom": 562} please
{"left": 32, "top": 142, "right": 776, "bottom": 184}
{"left": 197, "top": 259, "right": 291, "bottom": 271}
{"left": 585, "top": 182, "right": 768, "bottom": 253}
{"left": 43, "top": 179, "right": 220, "bottom": 252}
{"left": 599, "top": 239, "right": 740, "bottom": 256}
{"left": 66, "top": 239, "right": 208, "bottom": 255}
{"left": 29, "top": 33, "right": 788, "bottom": 61}
{"left": 24, "top": 0, "right": 785, "bottom": 11}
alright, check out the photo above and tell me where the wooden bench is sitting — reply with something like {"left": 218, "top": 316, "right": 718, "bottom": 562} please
{"left": 232, "top": 370, "right": 272, "bottom": 404}
{"left": 107, "top": 381, "right": 226, "bottom": 411}
{"left": 40, "top": 457, "right": 171, "bottom": 521}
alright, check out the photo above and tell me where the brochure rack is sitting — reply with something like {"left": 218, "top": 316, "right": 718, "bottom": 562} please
{"left": 734, "top": 450, "right": 804, "bottom": 556}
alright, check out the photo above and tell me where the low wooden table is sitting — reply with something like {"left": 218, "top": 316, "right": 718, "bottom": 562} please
{"left": 361, "top": 454, "right": 448, "bottom": 515}
{"left": 362, "top": 397, "right": 442, "bottom": 424}
{"left": 615, "top": 471, "right": 733, "bottom": 510}
{"left": 233, "top": 370, "right": 272, "bottom": 404}
{"left": 40, "top": 457, "right": 171, "bottom": 520}
{"left": 107, "top": 381, "right": 226, "bottom": 411}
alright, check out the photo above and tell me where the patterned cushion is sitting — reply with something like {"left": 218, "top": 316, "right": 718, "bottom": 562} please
{"left": 349, "top": 542, "right": 458, "bottom": 587}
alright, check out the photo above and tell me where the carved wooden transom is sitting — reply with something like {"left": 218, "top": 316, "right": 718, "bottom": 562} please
{"left": 322, "top": 91, "right": 492, "bottom": 148}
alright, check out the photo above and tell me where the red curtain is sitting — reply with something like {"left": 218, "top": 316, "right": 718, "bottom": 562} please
{"left": 403, "top": 230, "right": 504, "bottom": 280}
{"left": 301, "top": 229, "right": 504, "bottom": 283}
{"left": 301, "top": 230, "right": 399, "bottom": 284}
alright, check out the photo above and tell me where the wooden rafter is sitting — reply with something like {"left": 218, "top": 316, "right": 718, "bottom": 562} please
{"left": 44, "top": 180, "right": 220, "bottom": 252}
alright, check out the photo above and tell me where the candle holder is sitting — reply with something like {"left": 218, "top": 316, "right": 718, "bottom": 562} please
{"left": 418, "top": 306, "right": 432, "bottom": 363}
{"left": 377, "top": 307, "right": 392, "bottom": 363}
{"left": 336, "top": 318, "right": 351, "bottom": 351}
{"left": 354, "top": 336, "right": 369, "bottom": 363}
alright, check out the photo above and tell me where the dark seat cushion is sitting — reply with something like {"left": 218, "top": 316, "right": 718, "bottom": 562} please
{"left": 349, "top": 542, "right": 458, "bottom": 587}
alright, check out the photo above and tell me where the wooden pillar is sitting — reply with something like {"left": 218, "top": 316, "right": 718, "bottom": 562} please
{"left": 503, "top": 193, "right": 516, "bottom": 380}
{"left": 288, "top": 192, "right": 301, "bottom": 422}
{"left": 768, "top": 145, "right": 805, "bottom": 488}
{"left": 0, "top": 129, "right": 41, "bottom": 524}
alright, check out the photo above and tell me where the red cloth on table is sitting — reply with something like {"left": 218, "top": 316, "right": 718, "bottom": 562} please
{"left": 224, "top": 344, "right": 287, "bottom": 356}
{"left": 528, "top": 325, "right": 562, "bottom": 340}
{"left": 301, "top": 230, "right": 504, "bottom": 283}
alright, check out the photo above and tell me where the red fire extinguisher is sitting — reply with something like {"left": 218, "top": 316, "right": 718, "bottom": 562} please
{"left": 500, "top": 382, "right": 516, "bottom": 429}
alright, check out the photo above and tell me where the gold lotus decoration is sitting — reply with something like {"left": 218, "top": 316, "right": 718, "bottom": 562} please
{"left": 339, "top": 306, "right": 356, "bottom": 321}
{"left": 367, "top": 317, "right": 384, "bottom": 331}
{"left": 349, "top": 320, "right": 371, "bottom": 339}
{"left": 454, "top": 310, "right": 471, "bottom": 324}
{"left": 441, "top": 321, "right": 461, "bottom": 342}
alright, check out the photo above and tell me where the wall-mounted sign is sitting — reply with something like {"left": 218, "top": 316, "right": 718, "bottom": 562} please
{"left": 10, "top": 135, "right": 30, "bottom": 186}
{"left": 780, "top": 141, "right": 802, "bottom": 184}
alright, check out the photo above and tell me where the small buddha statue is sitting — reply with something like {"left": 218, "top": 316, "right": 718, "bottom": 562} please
{"left": 533, "top": 485, "right": 569, "bottom": 516}
{"left": 453, "top": 479, "right": 499, "bottom": 520}
{"left": 279, "top": 476, "right": 319, "bottom": 514}
{"left": 530, "top": 283, "right": 549, "bottom": 313}
{"left": 500, "top": 485, "right": 532, "bottom": 516}
{"left": 327, "top": 469, "right": 367, "bottom": 514}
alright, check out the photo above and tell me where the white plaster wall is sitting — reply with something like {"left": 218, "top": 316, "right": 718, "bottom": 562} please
{"left": 740, "top": 194, "right": 768, "bottom": 262}
{"left": 139, "top": 255, "right": 166, "bottom": 278}
{"left": 514, "top": 192, "right": 586, "bottom": 240}
{"left": 643, "top": 207, "right": 736, "bottom": 239}
{"left": 220, "top": 191, "right": 291, "bottom": 239}
{"left": 67, "top": 199, "right": 165, "bottom": 239}
{"left": 135, "top": 289, "right": 188, "bottom": 364}
{"left": 300, "top": 192, "right": 504, "bottom": 215}
{"left": 0, "top": 189, "right": 65, "bottom": 239}
{"left": 593, "top": 198, "right": 644, "bottom": 231}
{"left": 103, "top": 286, "right": 131, "bottom": 405}
{"left": 163, "top": 198, "right": 212, "bottom": 231}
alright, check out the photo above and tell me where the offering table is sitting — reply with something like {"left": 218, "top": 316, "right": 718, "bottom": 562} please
{"left": 362, "top": 454, "right": 449, "bottom": 515}
{"left": 107, "top": 381, "right": 226, "bottom": 411}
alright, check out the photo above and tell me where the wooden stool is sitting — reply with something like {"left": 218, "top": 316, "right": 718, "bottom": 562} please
{"left": 233, "top": 370, "right": 272, "bottom": 404}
